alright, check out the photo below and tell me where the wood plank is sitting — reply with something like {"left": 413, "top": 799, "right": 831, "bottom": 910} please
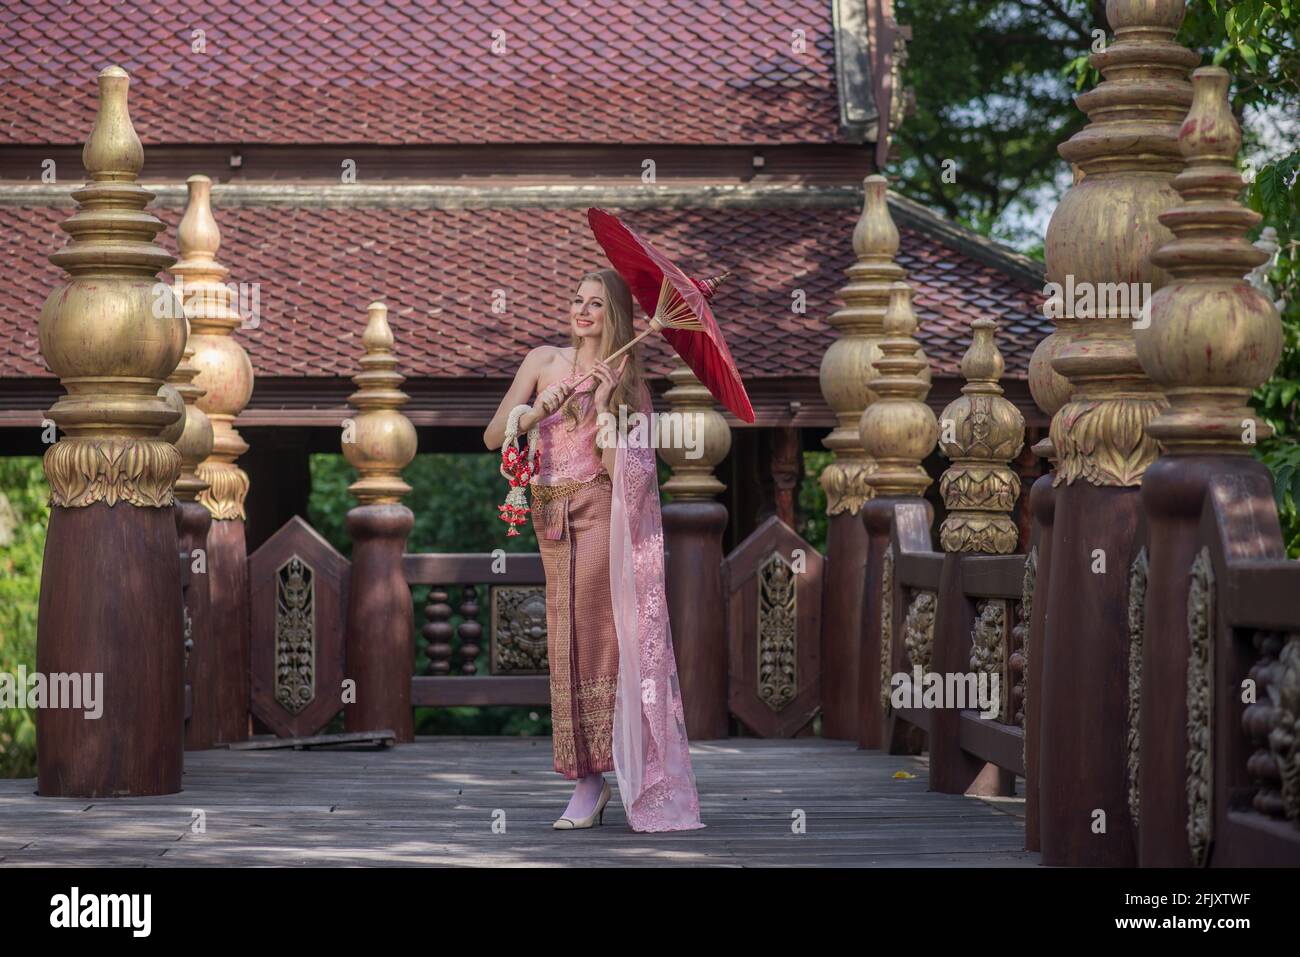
{"left": 957, "top": 710, "right": 1025, "bottom": 776}
{"left": 0, "top": 739, "right": 1034, "bottom": 867}
{"left": 959, "top": 554, "right": 1027, "bottom": 599}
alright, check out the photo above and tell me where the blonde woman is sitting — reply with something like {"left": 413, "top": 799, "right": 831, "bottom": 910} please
{"left": 484, "top": 268, "right": 703, "bottom": 832}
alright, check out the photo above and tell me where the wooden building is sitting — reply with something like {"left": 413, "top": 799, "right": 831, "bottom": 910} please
{"left": 0, "top": 0, "right": 1049, "bottom": 551}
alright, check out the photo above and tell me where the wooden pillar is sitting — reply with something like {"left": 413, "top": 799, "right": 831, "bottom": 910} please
{"left": 929, "top": 318, "right": 1024, "bottom": 794}
{"left": 1133, "top": 68, "right": 1284, "bottom": 866}
{"left": 859, "top": 283, "right": 938, "bottom": 749}
{"left": 769, "top": 426, "right": 801, "bottom": 528}
{"left": 178, "top": 174, "right": 256, "bottom": 744}
{"left": 166, "top": 337, "right": 215, "bottom": 749}
{"left": 35, "top": 67, "right": 186, "bottom": 796}
{"left": 1037, "top": 0, "right": 1197, "bottom": 867}
{"left": 1022, "top": 439, "right": 1057, "bottom": 852}
{"left": 818, "top": 175, "right": 900, "bottom": 739}
{"left": 342, "top": 302, "right": 418, "bottom": 741}
{"left": 660, "top": 358, "right": 731, "bottom": 740}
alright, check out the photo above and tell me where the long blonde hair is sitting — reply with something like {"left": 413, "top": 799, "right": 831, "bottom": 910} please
{"left": 563, "top": 269, "right": 645, "bottom": 443}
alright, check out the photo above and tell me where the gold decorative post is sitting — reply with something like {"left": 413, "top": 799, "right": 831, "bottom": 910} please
{"left": 659, "top": 357, "right": 731, "bottom": 738}
{"left": 862, "top": 283, "right": 938, "bottom": 499}
{"left": 1037, "top": 0, "right": 1199, "bottom": 867}
{"left": 343, "top": 301, "right": 419, "bottom": 741}
{"left": 343, "top": 302, "right": 418, "bottom": 503}
{"left": 660, "top": 358, "right": 731, "bottom": 501}
{"left": 857, "top": 281, "right": 939, "bottom": 748}
{"left": 35, "top": 66, "right": 186, "bottom": 796}
{"left": 175, "top": 173, "right": 255, "bottom": 743}
{"left": 1133, "top": 67, "right": 1284, "bottom": 865}
{"left": 937, "top": 318, "right": 1025, "bottom": 554}
{"left": 819, "top": 174, "right": 900, "bottom": 515}
{"left": 819, "top": 174, "right": 907, "bottom": 739}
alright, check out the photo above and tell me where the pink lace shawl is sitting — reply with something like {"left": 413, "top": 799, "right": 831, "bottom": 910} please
{"left": 608, "top": 387, "right": 705, "bottom": 831}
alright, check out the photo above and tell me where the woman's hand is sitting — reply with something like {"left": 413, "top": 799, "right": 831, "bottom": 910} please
{"left": 591, "top": 355, "right": 629, "bottom": 417}
{"left": 520, "top": 378, "right": 576, "bottom": 431}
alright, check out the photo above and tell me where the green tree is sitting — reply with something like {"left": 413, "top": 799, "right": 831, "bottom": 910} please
{"left": 0, "top": 458, "right": 47, "bottom": 777}
{"left": 896, "top": 0, "right": 1299, "bottom": 551}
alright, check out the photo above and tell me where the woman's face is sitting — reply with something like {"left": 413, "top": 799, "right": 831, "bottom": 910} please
{"left": 569, "top": 279, "right": 606, "bottom": 341}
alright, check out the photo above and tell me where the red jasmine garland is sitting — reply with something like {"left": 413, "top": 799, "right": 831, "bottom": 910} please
{"left": 499, "top": 404, "right": 541, "bottom": 536}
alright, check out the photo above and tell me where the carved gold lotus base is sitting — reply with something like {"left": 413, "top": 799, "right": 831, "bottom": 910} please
{"left": 197, "top": 462, "right": 250, "bottom": 520}
{"left": 820, "top": 458, "right": 875, "bottom": 516}
{"left": 43, "top": 437, "right": 181, "bottom": 508}
{"left": 1050, "top": 395, "right": 1165, "bottom": 487}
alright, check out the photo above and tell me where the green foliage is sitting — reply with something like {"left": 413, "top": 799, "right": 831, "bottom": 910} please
{"left": 798, "top": 452, "right": 831, "bottom": 553}
{"left": 0, "top": 458, "right": 46, "bottom": 778}
{"left": 898, "top": 0, "right": 1300, "bottom": 553}
{"left": 891, "top": 0, "right": 1105, "bottom": 247}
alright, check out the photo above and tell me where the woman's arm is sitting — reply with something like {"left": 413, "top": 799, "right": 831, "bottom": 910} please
{"left": 592, "top": 357, "right": 635, "bottom": 475}
{"left": 482, "top": 347, "right": 548, "bottom": 450}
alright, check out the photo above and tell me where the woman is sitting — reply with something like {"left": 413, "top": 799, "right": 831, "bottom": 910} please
{"left": 483, "top": 268, "right": 704, "bottom": 833}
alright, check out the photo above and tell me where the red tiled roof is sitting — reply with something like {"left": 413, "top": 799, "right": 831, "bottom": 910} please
{"left": 2, "top": 1, "right": 842, "bottom": 145}
{"left": 0, "top": 204, "right": 1047, "bottom": 382}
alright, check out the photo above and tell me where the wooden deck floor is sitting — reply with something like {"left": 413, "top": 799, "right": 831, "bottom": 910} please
{"left": 0, "top": 737, "right": 1039, "bottom": 867}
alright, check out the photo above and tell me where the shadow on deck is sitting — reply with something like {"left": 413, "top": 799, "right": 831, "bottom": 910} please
{"left": 0, "top": 737, "right": 1039, "bottom": 867}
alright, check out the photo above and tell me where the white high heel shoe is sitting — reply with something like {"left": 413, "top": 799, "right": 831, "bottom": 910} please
{"left": 553, "top": 778, "right": 612, "bottom": 830}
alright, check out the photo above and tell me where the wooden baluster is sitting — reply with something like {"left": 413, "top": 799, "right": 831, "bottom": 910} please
{"left": 820, "top": 174, "right": 905, "bottom": 740}
{"left": 425, "top": 588, "right": 454, "bottom": 676}
{"left": 861, "top": 281, "right": 938, "bottom": 750}
{"left": 1134, "top": 66, "right": 1285, "bottom": 865}
{"left": 178, "top": 173, "right": 255, "bottom": 745}
{"left": 1037, "top": 0, "right": 1198, "bottom": 867}
{"left": 341, "top": 302, "right": 418, "bottom": 741}
{"left": 457, "top": 585, "right": 482, "bottom": 676}
{"left": 1243, "top": 632, "right": 1286, "bottom": 819}
{"left": 931, "top": 317, "right": 1023, "bottom": 796}
{"left": 35, "top": 67, "right": 186, "bottom": 796}
{"left": 660, "top": 359, "right": 731, "bottom": 739}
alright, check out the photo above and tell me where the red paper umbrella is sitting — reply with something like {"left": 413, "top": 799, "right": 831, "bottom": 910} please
{"left": 579, "top": 207, "right": 756, "bottom": 424}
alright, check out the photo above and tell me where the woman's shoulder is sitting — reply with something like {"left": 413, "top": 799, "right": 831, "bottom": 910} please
{"left": 524, "top": 344, "right": 574, "bottom": 385}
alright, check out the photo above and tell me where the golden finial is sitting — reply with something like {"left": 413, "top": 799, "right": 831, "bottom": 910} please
{"left": 81, "top": 65, "right": 143, "bottom": 182}
{"left": 1043, "top": 0, "right": 1199, "bottom": 486}
{"left": 818, "top": 174, "right": 907, "bottom": 515}
{"left": 175, "top": 174, "right": 254, "bottom": 520}
{"left": 660, "top": 357, "right": 731, "bottom": 500}
{"left": 344, "top": 302, "right": 418, "bottom": 504}
{"left": 1138, "top": 66, "right": 1283, "bottom": 453}
{"left": 937, "top": 318, "right": 1025, "bottom": 554}
{"left": 167, "top": 339, "right": 215, "bottom": 501}
{"left": 38, "top": 66, "right": 184, "bottom": 507}
{"left": 861, "top": 282, "right": 938, "bottom": 497}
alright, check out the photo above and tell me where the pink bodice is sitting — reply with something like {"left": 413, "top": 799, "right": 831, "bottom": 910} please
{"left": 534, "top": 370, "right": 605, "bottom": 485}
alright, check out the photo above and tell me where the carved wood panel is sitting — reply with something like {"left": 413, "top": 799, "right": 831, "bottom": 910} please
{"left": 249, "top": 516, "right": 349, "bottom": 738}
{"left": 722, "top": 515, "right": 823, "bottom": 737}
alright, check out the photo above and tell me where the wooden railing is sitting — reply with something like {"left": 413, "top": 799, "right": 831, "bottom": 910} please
{"left": 403, "top": 552, "right": 550, "bottom": 707}
{"left": 881, "top": 508, "right": 1030, "bottom": 795}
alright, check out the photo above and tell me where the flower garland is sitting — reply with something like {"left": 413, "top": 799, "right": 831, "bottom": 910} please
{"left": 499, "top": 404, "right": 540, "bottom": 536}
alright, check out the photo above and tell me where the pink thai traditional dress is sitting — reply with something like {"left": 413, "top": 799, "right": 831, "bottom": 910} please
{"left": 530, "top": 370, "right": 704, "bottom": 832}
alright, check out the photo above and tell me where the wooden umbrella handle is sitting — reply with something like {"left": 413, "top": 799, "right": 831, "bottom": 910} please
{"left": 567, "top": 318, "right": 661, "bottom": 391}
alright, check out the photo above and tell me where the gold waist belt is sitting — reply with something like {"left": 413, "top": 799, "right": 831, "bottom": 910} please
{"left": 530, "top": 472, "right": 611, "bottom": 506}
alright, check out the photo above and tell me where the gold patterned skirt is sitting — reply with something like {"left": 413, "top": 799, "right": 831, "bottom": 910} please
{"left": 531, "top": 473, "right": 619, "bottom": 779}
